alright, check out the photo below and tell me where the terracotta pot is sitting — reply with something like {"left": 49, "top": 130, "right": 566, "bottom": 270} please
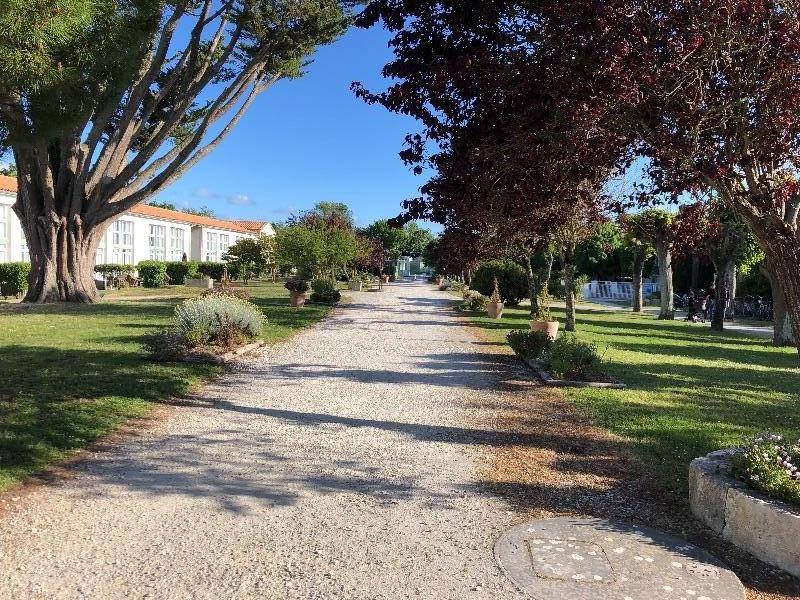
{"left": 487, "top": 301, "right": 504, "bottom": 319}
{"left": 435, "top": 277, "right": 443, "bottom": 286}
{"left": 290, "top": 291, "right": 307, "bottom": 307}
{"left": 382, "top": 275, "right": 390, "bottom": 283}
{"left": 529, "top": 320, "right": 560, "bottom": 340}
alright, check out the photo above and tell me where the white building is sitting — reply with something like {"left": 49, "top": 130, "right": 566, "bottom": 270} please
{"left": 0, "top": 175, "right": 274, "bottom": 265}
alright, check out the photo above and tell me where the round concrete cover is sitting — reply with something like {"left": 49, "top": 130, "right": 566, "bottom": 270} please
{"left": 494, "top": 517, "right": 745, "bottom": 600}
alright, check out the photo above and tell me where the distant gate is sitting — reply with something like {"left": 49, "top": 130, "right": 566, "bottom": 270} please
{"left": 583, "top": 281, "right": 660, "bottom": 301}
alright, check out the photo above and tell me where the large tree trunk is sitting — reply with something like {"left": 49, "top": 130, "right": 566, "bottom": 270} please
{"left": 761, "top": 260, "right": 796, "bottom": 347}
{"left": 632, "top": 248, "right": 645, "bottom": 312}
{"left": 562, "top": 247, "right": 576, "bottom": 331}
{"left": 725, "top": 262, "right": 736, "bottom": 321}
{"left": 710, "top": 262, "right": 731, "bottom": 331}
{"left": 12, "top": 158, "right": 108, "bottom": 303}
{"left": 656, "top": 240, "right": 674, "bottom": 319}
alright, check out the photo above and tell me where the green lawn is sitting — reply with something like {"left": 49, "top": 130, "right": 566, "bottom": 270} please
{"left": 469, "top": 304, "right": 800, "bottom": 496}
{"left": 0, "top": 281, "right": 331, "bottom": 490}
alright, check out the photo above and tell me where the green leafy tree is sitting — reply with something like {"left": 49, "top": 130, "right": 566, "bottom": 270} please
{"left": 623, "top": 209, "right": 676, "bottom": 318}
{"left": 275, "top": 223, "right": 365, "bottom": 279}
{"left": 0, "top": 162, "right": 16, "bottom": 177}
{"left": 363, "top": 219, "right": 407, "bottom": 259}
{"left": 0, "top": 0, "right": 352, "bottom": 303}
{"left": 401, "top": 222, "right": 435, "bottom": 258}
{"left": 224, "top": 235, "right": 275, "bottom": 283}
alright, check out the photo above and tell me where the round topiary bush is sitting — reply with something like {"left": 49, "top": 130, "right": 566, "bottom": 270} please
{"left": 137, "top": 261, "right": 167, "bottom": 288}
{"left": 471, "top": 259, "right": 528, "bottom": 305}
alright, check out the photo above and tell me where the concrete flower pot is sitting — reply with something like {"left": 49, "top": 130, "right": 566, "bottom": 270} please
{"left": 186, "top": 277, "right": 214, "bottom": 289}
{"left": 349, "top": 280, "right": 363, "bottom": 292}
{"left": 289, "top": 291, "right": 307, "bottom": 307}
{"left": 487, "top": 301, "right": 504, "bottom": 319}
{"left": 690, "top": 450, "right": 800, "bottom": 577}
{"left": 530, "top": 320, "right": 560, "bottom": 340}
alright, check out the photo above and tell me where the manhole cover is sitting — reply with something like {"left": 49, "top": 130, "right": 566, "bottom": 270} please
{"left": 494, "top": 517, "right": 745, "bottom": 600}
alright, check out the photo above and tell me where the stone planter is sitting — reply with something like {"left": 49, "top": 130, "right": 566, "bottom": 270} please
{"left": 186, "top": 277, "right": 214, "bottom": 289}
{"left": 487, "top": 301, "right": 504, "bottom": 319}
{"left": 349, "top": 280, "right": 363, "bottom": 292}
{"left": 689, "top": 449, "right": 800, "bottom": 577}
{"left": 382, "top": 275, "right": 390, "bottom": 283}
{"left": 530, "top": 320, "right": 560, "bottom": 340}
{"left": 289, "top": 291, "right": 307, "bottom": 307}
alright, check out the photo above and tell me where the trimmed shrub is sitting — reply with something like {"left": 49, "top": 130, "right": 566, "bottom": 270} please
{"left": 284, "top": 279, "right": 310, "bottom": 294}
{"left": 461, "top": 289, "right": 488, "bottom": 311}
{"left": 174, "top": 294, "right": 265, "bottom": 347}
{"left": 165, "top": 261, "right": 199, "bottom": 285}
{"left": 731, "top": 433, "right": 800, "bottom": 507}
{"left": 196, "top": 262, "right": 227, "bottom": 281}
{"left": 472, "top": 259, "right": 528, "bottom": 305}
{"left": 547, "top": 334, "right": 601, "bottom": 379}
{"left": 137, "top": 261, "right": 167, "bottom": 288}
{"left": 0, "top": 262, "right": 31, "bottom": 296}
{"left": 94, "top": 263, "right": 136, "bottom": 288}
{"left": 506, "top": 330, "right": 553, "bottom": 362}
{"left": 310, "top": 277, "right": 341, "bottom": 304}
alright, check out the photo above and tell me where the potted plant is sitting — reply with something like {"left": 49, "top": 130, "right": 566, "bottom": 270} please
{"left": 382, "top": 273, "right": 391, "bottom": 283}
{"left": 284, "top": 279, "right": 309, "bottom": 307}
{"left": 435, "top": 275, "right": 444, "bottom": 286}
{"left": 529, "top": 293, "right": 559, "bottom": 340}
{"left": 486, "top": 277, "right": 504, "bottom": 319}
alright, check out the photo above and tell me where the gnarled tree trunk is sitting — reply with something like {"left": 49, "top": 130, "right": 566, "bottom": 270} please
{"left": 761, "top": 258, "right": 796, "bottom": 347}
{"left": 655, "top": 240, "right": 674, "bottom": 319}
{"left": 525, "top": 252, "right": 540, "bottom": 317}
{"left": 632, "top": 247, "right": 645, "bottom": 312}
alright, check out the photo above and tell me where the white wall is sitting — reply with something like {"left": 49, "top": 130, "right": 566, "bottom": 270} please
{"left": 0, "top": 191, "right": 266, "bottom": 266}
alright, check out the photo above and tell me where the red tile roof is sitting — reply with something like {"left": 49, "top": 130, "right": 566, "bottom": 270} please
{"left": 128, "top": 204, "right": 256, "bottom": 234}
{"left": 0, "top": 174, "right": 16, "bottom": 193}
{"left": 0, "top": 176, "right": 261, "bottom": 233}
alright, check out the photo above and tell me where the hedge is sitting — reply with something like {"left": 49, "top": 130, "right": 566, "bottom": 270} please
{"left": 165, "top": 261, "right": 199, "bottom": 284}
{"left": 137, "top": 261, "right": 168, "bottom": 288}
{"left": 197, "top": 262, "right": 227, "bottom": 281}
{"left": 0, "top": 262, "right": 31, "bottom": 296}
{"left": 94, "top": 263, "right": 136, "bottom": 277}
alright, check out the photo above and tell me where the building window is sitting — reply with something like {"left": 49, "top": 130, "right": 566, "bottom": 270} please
{"left": 111, "top": 219, "right": 134, "bottom": 265}
{"left": 205, "top": 232, "right": 218, "bottom": 261}
{"left": 0, "top": 205, "right": 7, "bottom": 262}
{"left": 148, "top": 224, "right": 166, "bottom": 261}
{"left": 169, "top": 227, "right": 184, "bottom": 261}
{"left": 219, "top": 234, "right": 230, "bottom": 257}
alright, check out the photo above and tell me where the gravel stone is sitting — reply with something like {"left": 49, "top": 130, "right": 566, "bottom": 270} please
{"left": 0, "top": 281, "right": 526, "bottom": 599}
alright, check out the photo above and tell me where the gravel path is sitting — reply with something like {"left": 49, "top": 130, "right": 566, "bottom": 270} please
{"left": 0, "top": 281, "right": 526, "bottom": 599}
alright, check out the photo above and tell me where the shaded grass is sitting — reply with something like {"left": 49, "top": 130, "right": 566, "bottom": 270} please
{"left": 468, "top": 305, "right": 800, "bottom": 497}
{"left": 0, "top": 282, "right": 330, "bottom": 490}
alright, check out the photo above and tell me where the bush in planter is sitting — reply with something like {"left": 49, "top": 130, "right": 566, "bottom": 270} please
{"left": 0, "top": 262, "right": 31, "bottom": 296}
{"left": 472, "top": 259, "right": 528, "bottom": 305}
{"left": 547, "top": 334, "right": 602, "bottom": 379}
{"left": 284, "top": 279, "right": 310, "bottom": 294}
{"left": 138, "top": 261, "right": 168, "bottom": 287}
{"left": 310, "top": 277, "right": 341, "bottom": 304}
{"left": 165, "top": 261, "right": 199, "bottom": 285}
{"left": 197, "top": 262, "right": 226, "bottom": 281}
{"left": 506, "top": 329, "right": 552, "bottom": 362}
{"left": 731, "top": 433, "right": 800, "bottom": 507}
{"left": 461, "top": 289, "right": 488, "bottom": 311}
{"left": 530, "top": 294, "right": 553, "bottom": 322}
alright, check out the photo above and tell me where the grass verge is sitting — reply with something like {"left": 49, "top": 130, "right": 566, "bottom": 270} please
{"left": 468, "top": 303, "right": 800, "bottom": 497}
{"left": 0, "top": 281, "right": 331, "bottom": 490}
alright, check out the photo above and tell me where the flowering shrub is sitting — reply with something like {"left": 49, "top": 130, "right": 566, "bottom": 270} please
{"left": 507, "top": 329, "right": 552, "bottom": 362}
{"left": 461, "top": 289, "right": 488, "bottom": 311}
{"left": 284, "top": 279, "right": 310, "bottom": 294}
{"left": 174, "top": 294, "right": 265, "bottom": 347}
{"left": 731, "top": 433, "right": 800, "bottom": 507}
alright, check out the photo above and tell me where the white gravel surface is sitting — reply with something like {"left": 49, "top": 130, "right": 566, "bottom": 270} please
{"left": 0, "top": 280, "right": 526, "bottom": 599}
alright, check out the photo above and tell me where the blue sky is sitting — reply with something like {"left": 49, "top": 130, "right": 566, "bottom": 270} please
{"left": 155, "top": 25, "right": 427, "bottom": 228}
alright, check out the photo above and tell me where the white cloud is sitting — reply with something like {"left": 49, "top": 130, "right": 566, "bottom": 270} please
{"left": 228, "top": 194, "right": 254, "bottom": 206}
